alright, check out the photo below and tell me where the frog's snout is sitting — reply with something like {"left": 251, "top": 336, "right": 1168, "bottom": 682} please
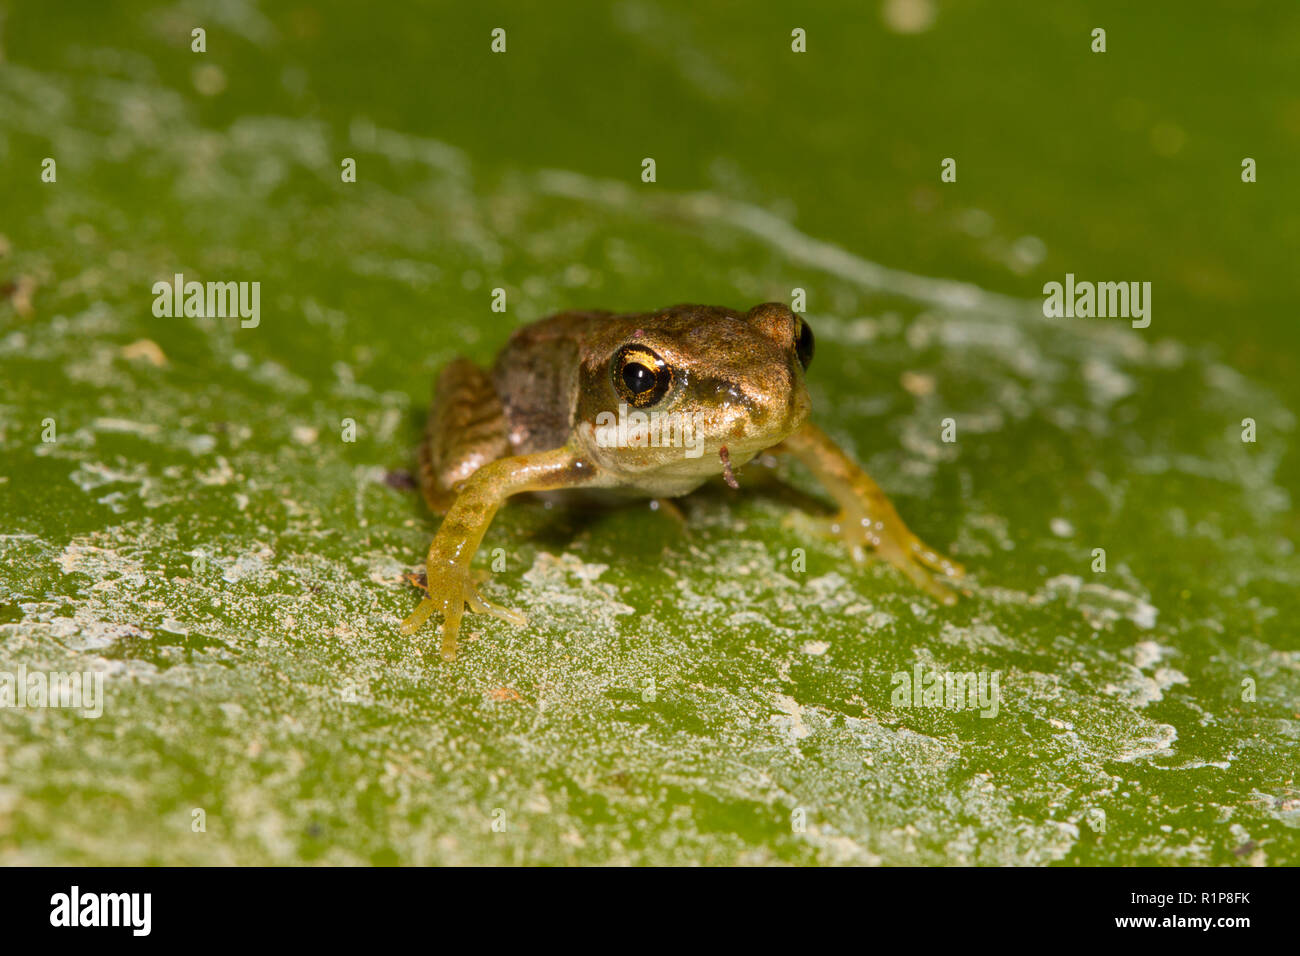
{"left": 745, "top": 302, "right": 800, "bottom": 350}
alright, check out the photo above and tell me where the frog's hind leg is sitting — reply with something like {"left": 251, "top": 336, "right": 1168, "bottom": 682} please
{"left": 772, "top": 422, "right": 965, "bottom": 604}
{"left": 419, "top": 358, "right": 510, "bottom": 514}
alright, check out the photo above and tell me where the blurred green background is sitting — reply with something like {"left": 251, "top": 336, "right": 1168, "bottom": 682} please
{"left": 0, "top": 0, "right": 1296, "bottom": 864}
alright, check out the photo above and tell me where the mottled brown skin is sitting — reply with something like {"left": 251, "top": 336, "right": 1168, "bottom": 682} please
{"left": 404, "top": 302, "right": 963, "bottom": 659}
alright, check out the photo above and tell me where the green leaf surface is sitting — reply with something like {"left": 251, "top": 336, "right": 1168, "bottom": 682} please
{"left": 1, "top": 1, "right": 1296, "bottom": 865}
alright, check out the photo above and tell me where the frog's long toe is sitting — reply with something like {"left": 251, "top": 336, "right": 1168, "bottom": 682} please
{"left": 465, "top": 585, "right": 527, "bottom": 627}
{"left": 400, "top": 597, "right": 438, "bottom": 635}
{"left": 897, "top": 554, "right": 960, "bottom": 605}
{"left": 909, "top": 538, "right": 965, "bottom": 578}
{"left": 824, "top": 510, "right": 964, "bottom": 603}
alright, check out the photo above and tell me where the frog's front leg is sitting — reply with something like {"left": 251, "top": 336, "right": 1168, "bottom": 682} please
{"left": 401, "top": 445, "right": 599, "bottom": 660}
{"left": 772, "top": 422, "right": 964, "bottom": 603}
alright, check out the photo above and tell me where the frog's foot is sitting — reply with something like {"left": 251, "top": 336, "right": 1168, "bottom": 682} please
{"left": 773, "top": 423, "right": 968, "bottom": 605}
{"left": 400, "top": 565, "right": 526, "bottom": 661}
{"left": 822, "top": 510, "right": 965, "bottom": 605}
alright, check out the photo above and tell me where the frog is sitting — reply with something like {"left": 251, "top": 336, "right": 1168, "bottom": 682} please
{"left": 402, "top": 302, "right": 964, "bottom": 659}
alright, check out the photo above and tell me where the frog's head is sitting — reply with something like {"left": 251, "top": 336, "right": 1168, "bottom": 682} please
{"left": 574, "top": 303, "right": 813, "bottom": 486}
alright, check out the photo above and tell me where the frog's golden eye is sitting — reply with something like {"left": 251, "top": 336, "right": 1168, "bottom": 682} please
{"left": 612, "top": 345, "right": 672, "bottom": 408}
{"left": 794, "top": 316, "right": 815, "bottom": 371}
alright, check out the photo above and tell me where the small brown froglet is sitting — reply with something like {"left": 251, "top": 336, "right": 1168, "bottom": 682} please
{"left": 404, "top": 303, "right": 963, "bottom": 658}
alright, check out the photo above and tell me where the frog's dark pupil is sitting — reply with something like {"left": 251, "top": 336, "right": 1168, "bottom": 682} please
{"left": 623, "top": 362, "right": 656, "bottom": 394}
{"left": 611, "top": 344, "right": 671, "bottom": 407}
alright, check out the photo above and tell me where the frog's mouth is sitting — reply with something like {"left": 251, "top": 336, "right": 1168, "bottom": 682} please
{"left": 580, "top": 383, "right": 809, "bottom": 482}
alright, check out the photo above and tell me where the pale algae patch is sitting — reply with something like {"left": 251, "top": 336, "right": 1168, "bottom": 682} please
{"left": 0, "top": 22, "right": 1297, "bottom": 865}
